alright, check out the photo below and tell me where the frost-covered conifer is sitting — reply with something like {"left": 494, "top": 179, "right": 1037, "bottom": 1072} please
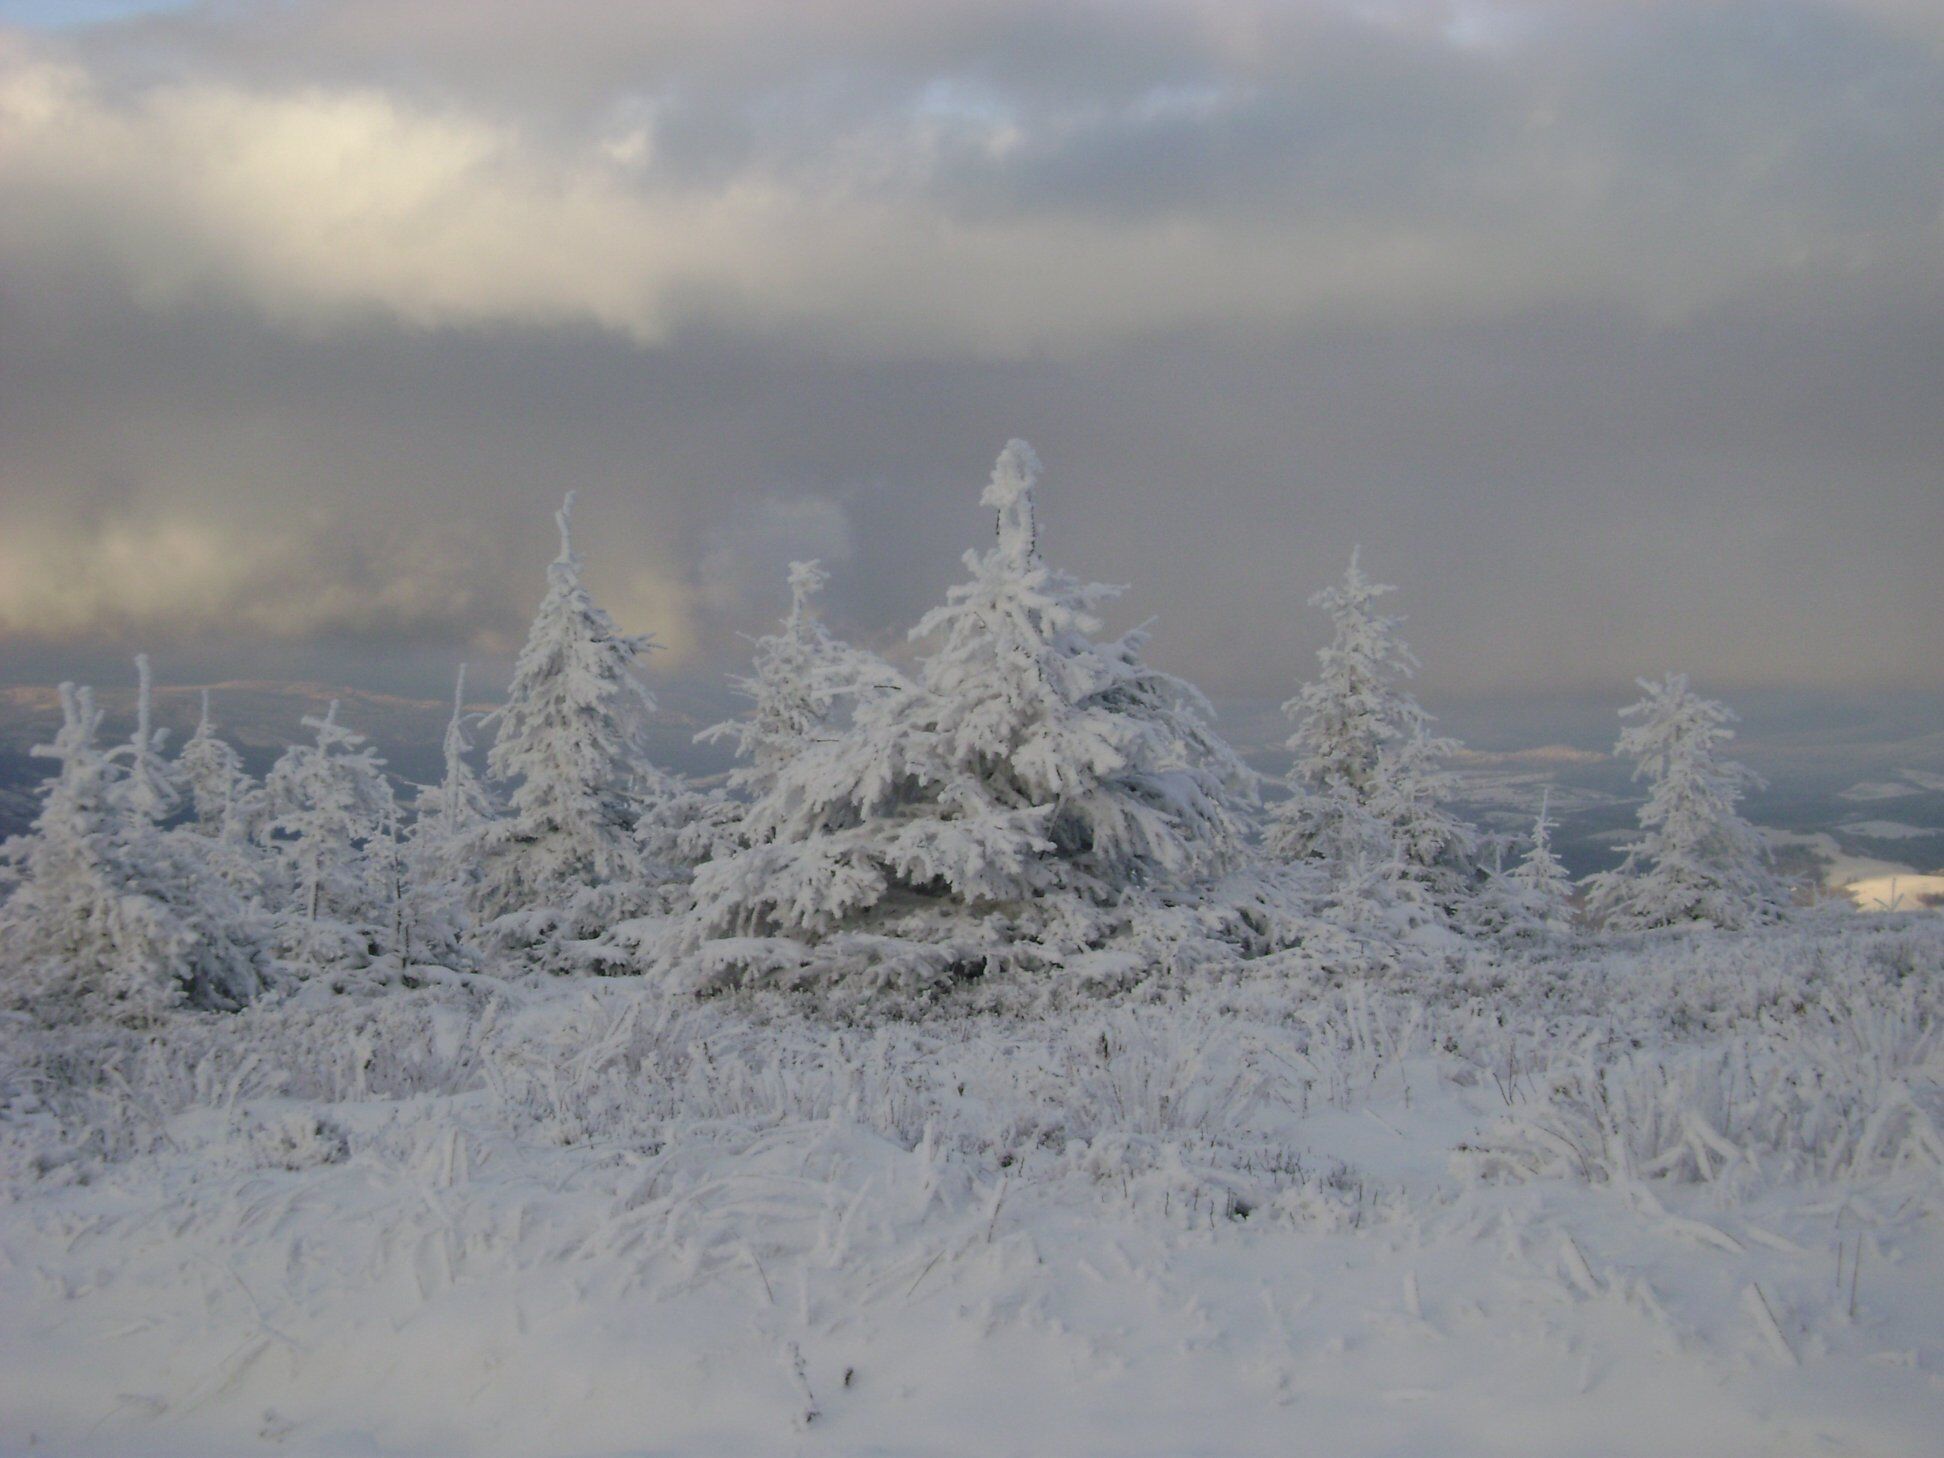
{"left": 174, "top": 688, "right": 276, "bottom": 899}
{"left": 1269, "top": 551, "right": 1479, "bottom": 923}
{"left": 1583, "top": 675, "right": 1787, "bottom": 932}
{"left": 701, "top": 560, "right": 871, "bottom": 796}
{"left": 473, "top": 494, "right": 679, "bottom": 957}
{"left": 677, "top": 441, "right": 1252, "bottom": 996}
{"left": 1, "top": 681, "right": 265, "bottom": 1018}
{"left": 1501, "top": 790, "right": 1576, "bottom": 936}
{"left": 402, "top": 666, "right": 494, "bottom": 963}
{"left": 413, "top": 665, "right": 494, "bottom": 878}
{"left": 113, "top": 654, "right": 181, "bottom": 824}
{"left": 264, "top": 701, "right": 398, "bottom": 966}
{"left": 177, "top": 690, "right": 254, "bottom": 836}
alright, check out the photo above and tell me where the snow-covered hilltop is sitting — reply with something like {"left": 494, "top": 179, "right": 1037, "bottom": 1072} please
{"left": 2, "top": 443, "right": 1940, "bottom": 1455}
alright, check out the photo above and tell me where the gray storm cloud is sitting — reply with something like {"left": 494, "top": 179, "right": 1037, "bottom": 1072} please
{"left": 0, "top": 0, "right": 1938, "bottom": 711}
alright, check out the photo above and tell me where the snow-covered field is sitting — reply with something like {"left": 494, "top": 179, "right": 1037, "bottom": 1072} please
{"left": 5, "top": 917, "right": 1940, "bottom": 1457}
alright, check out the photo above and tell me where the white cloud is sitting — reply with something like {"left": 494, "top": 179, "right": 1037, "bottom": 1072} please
{"left": 3, "top": 5, "right": 1934, "bottom": 358}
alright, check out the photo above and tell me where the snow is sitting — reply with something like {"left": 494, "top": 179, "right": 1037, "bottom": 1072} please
{"left": 1841, "top": 821, "right": 1943, "bottom": 842}
{"left": 3, "top": 917, "right": 1941, "bottom": 1457}
{"left": 1766, "top": 830, "right": 1944, "bottom": 911}
{"left": 4, "top": 447, "right": 1941, "bottom": 1454}
{"left": 1846, "top": 875, "right": 1944, "bottom": 913}
{"left": 1839, "top": 781, "right": 1924, "bottom": 803}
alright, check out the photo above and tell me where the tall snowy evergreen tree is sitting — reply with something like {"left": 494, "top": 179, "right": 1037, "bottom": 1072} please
{"left": 472, "top": 493, "right": 677, "bottom": 953}
{"left": 1269, "top": 550, "right": 1479, "bottom": 923}
{"left": 677, "top": 441, "right": 1252, "bottom": 996}
{"left": 1583, "top": 674, "right": 1787, "bottom": 932}
{"left": 263, "top": 701, "right": 398, "bottom": 967}
{"left": 1, "top": 681, "right": 265, "bottom": 1018}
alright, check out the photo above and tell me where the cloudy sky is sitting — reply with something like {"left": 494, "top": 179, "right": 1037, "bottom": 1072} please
{"left": 2, "top": 0, "right": 1939, "bottom": 754}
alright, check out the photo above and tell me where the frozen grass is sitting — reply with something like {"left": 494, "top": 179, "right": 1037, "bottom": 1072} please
{"left": 1, "top": 914, "right": 1941, "bottom": 1455}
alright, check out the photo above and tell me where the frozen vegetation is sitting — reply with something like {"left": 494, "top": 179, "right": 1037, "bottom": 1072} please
{"left": 2, "top": 443, "right": 1939, "bottom": 1455}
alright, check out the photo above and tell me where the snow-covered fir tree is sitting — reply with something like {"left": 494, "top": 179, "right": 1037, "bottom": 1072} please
{"left": 702, "top": 560, "right": 859, "bottom": 795}
{"left": 172, "top": 687, "right": 275, "bottom": 899}
{"left": 676, "top": 440, "right": 1253, "bottom": 998}
{"left": 403, "top": 665, "right": 495, "bottom": 964}
{"left": 0, "top": 680, "right": 265, "bottom": 1019}
{"left": 472, "top": 493, "right": 679, "bottom": 955}
{"left": 177, "top": 690, "right": 255, "bottom": 837}
{"left": 412, "top": 665, "right": 495, "bottom": 879}
{"left": 113, "top": 653, "right": 181, "bottom": 825}
{"left": 263, "top": 701, "right": 399, "bottom": 967}
{"left": 1583, "top": 674, "right": 1788, "bottom": 932}
{"left": 1269, "top": 550, "right": 1479, "bottom": 925}
{"left": 1501, "top": 790, "right": 1577, "bottom": 936}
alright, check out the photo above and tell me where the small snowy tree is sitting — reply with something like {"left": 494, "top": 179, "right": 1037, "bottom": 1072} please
{"left": 701, "top": 560, "right": 867, "bottom": 796}
{"left": 1, "top": 680, "right": 265, "bottom": 1019}
{"left": 413, "top": 665, "right": 495, "bottom": 878}
{"left": 472, "top": 493, "right": 678, "bottom": 957}
{"left": 178, "top": 690, "right": 260, "bottom": 836}
{"left": 172, "top": 686, "right": 276, "bottom": 900}
{"left": 1269, "top": 550, "right": 1479, "bottom": 925}
{"left": 114, "top": 653, "right": 181, "bottom": 824}
{"left": 404, "top": 665, "right": 495, "bottom": 963}
{"left": 1583, "top": 674, "right": 1787, "bottom": 932}
{"left": 676, "top": 440, "right": 1253, "bottom": 998}
{"left": 263, "top": 701, "right": 398, "bottom": 967}
{"left": 1501, "top": 790, "right": 1577, "bottom": 936}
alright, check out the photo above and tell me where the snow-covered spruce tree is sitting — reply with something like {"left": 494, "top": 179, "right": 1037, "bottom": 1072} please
{"left": 673, "top": 440, "right": 1254, "bottom": 1000}
{"left": 1501, "top": 790, "right": 1577, "bottom": 937}
{"left": 401, "top": 665, "right": 495, "bottom": 964}
{"left": 1268, "top": 550, "right": 1480, "bottom": 927}
{"left": 1583, "top": 674, "right": 1788, "bottom": 932}
{"left": 114, "top": 653, "right": 181, "bottom": 825}
{"left": 472, "top": 493, "right": 679, "bottom": 961}
{"left": 172, "top": 687, "right": 276, "bottom": 900}
{"left": 263, "top": 700, "right": 399, "bottom": 968}
{"left": 177, "top": 689, "right": 252, "bottom": 837}
{"left": 701, "top": 560, "right": 855, "bottom": 797}
{"left": 0, "top": 680, "right": 265, "bottom": 1019}
{"left": 674, "top": 557, "right": 892, "bottom": 874}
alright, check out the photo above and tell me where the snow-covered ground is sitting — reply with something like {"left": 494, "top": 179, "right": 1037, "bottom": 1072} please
{"left": 4, "top": 917, "right": 1940, "bottom": 1457}
{"left": 1839, "top": 823, "right": 1943, "bottom": 843}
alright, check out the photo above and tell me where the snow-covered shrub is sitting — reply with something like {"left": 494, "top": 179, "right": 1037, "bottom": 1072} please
{"left": 251, "top": 1110, "right": 351, "bottom": 1170}
{"left": 1459, "top": 984, "right": 1943, "bottom": 1194}
{"left": 1061, "top": 1009, "right": 1267, "bottom": 1144}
